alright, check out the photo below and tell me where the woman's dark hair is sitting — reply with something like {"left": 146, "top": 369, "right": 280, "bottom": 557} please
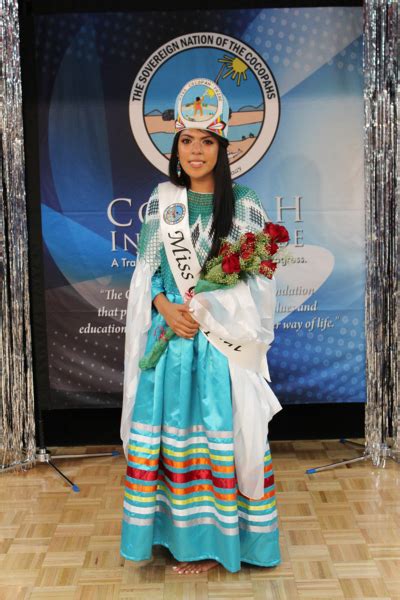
{"left": 169, "top": 131, "right": 235, "bottom": 270}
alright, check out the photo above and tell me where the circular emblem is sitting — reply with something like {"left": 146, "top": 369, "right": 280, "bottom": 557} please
{"left": 179, "top": 79, "right": 222, "bottom": 124}
{"left": 163, "top": 203, "right": 186, "bottom": 225}
{"left": 129, "top": 32, "right": 280, "bottom": 179}
{"left": 175, "top": 78, "right": 229, "bottom": 138}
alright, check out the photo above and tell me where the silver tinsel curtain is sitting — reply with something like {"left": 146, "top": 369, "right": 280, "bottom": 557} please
{"left": 0, "top": 0, "right": 398, "bottom": 471}
{"left": 364, "top": 0, "right": 399, "bottom": 464}
{"left": 0, "top": 0, "right": 36, "bottom": 470}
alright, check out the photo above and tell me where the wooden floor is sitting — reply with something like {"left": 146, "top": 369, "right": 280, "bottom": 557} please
{"left": 0, "top": 440, "right": 399, "bottom": 600}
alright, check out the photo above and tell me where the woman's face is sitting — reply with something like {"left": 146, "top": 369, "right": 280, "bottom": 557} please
{"left": 177, "top": 129, "right": 219, "bottom": 188}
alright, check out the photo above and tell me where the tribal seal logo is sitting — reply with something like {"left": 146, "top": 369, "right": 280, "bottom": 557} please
{"left": 130, "top": 32, "right": 280, "bottom": 179}
{"left": 175, "top": 78, "right": 229, "bottom": 138}
{"left": 163, "top": 203, "right": 186, "bottom": 225}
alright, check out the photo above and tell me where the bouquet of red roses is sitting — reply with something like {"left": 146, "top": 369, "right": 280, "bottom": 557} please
{"left": 139, "top": 222, "right": 289, "bottom": 370}
{"left": 199, "top": 221, "right": 289, "bottom": 286}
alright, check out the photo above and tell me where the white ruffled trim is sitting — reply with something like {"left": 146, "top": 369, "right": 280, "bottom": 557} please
{"left": 230, "top": 366, "right": 282, "bottom": 499}
{"left": 120, "top": 258, "right": 154, "bottom": 458}
{"left": 190, "top": 275, "right": 282, "bottom": 499}
{"left": 190, "top": 280, "right": 261, "bottom": 344}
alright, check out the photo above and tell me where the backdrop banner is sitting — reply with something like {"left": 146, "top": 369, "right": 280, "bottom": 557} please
{"left": 34, "top": 7, "right": 365, "bottom": 409}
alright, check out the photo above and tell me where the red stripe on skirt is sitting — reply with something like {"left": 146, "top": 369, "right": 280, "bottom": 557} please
{"left": 127, "top": 466, "right": 158, "bottom": 481}
{"left": 127, "top": 462, "right": 274, "bottom": 490}
{"left": 160, "top": 462, "right": 236, "bottom": 489}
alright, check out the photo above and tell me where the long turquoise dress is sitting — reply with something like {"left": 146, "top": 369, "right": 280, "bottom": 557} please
{"left": 120, "top": 185, "right": 281, "bottom": 573}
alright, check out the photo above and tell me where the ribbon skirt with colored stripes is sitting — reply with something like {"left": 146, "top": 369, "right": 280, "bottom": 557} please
{"left": 120, "top": 313, "right": 280, "bottom": 572}
{"left": 121, "top": 422, "right": 280, "bottom": 572}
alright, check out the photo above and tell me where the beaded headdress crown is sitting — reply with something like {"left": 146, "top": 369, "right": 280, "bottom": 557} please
{"left": 174, "top": 78, "right": 229, "bottom": 139}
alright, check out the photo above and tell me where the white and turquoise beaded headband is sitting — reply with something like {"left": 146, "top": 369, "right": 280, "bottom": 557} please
{"left": 174, "top": 78, "right": 230, "bottom": 139}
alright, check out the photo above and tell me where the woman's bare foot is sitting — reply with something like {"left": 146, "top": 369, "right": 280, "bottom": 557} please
{"left": 172, "top": 559, "right": 219, "bottom": 574}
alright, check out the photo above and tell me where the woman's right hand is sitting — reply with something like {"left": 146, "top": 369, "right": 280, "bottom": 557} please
{"left": 153, "top": 294, "right": 200, "bottom": 339}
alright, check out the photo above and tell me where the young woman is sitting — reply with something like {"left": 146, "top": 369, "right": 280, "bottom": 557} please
{"left": 120, "top": 79, "right": 281, "bottom": 574}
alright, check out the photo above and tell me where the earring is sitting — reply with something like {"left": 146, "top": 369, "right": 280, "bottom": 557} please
{"left": 177, "top": 159, "right": 181, "bottom": 178}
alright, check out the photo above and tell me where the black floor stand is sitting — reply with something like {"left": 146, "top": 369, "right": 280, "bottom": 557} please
{"left": 306, "top": 438, "right": 400, "bottom": 474}
{"left": 35, "top": 447, "right": 120, "bottom": 492}
{"left": 34, "top": 402, "right": 119, "bottom": 492}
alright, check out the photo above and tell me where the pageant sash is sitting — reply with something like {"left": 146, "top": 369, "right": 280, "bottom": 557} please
{"left": 158, "top": 182, "right": 202, "bottom": 298}
{"left": 158, "top": 182, "right": 271, "bottom": 381}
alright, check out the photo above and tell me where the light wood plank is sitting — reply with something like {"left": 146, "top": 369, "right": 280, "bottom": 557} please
{"left": 0, "top": 440, "right": 397, "bottom": 600}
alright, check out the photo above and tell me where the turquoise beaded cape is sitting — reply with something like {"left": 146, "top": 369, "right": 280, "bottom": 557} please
{"left": 138, "top": 183, "right": 269, "bottom": 291}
